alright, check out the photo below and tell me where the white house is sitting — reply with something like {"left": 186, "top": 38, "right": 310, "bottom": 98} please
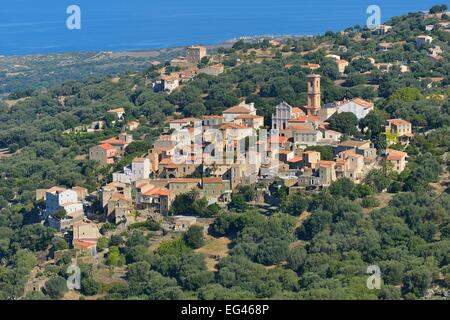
{"left": 336, "top": 98, "right": 374, "bottom": 120}
{"left": 113, "top": 157, "right": 152, "bottom": 183}
{"left": 46, "top": 188, "right": 82, "bottom": 216}
{"left": 45, "top": 188, "right": 84, "bottom": 230}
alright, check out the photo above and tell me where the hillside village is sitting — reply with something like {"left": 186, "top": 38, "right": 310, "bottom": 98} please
{"left": 0, "top": 6, "right": 449, "bottom": 300}
{"left": 37, "top": 35, "right": 421, "bottom": 252}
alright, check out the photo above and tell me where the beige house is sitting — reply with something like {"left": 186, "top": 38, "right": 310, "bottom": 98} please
{"left": 187, "top": 46, "right": 207, "bottom": 64}
{"left": 386, "top": 119, "right": 412, "bottom": 137}
{"left": 386, "top": 148, "right": 408, "bottom": 173}
{"left": 386, "top": 119, "right": 414, "bottom": 145}
{"left": 89, "top": 143, "right": 117, "bottom": 166}
{"left": 234, "top": 114, "right": 264, "bottom": 129}
{"left": 168, "top": 178, "right": 201, "bottom": 196}
{"left": 202, "top": 177, "right": 232, "bottom": 204}
{"left": 336, "top": 59, "right": 349, "bottom": 74}
{"left": 287, "top": 123, "right": 322, "bottom": 148}
{"left": 415, "top": 35, "right": 433, "bottom": 48}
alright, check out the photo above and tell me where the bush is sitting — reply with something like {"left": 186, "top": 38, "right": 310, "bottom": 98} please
{"left": 81, "top": 278, "right": 101, "bottom": 296}
{"left": 183, "top": 225, "right": 205, "bottom": 249}
{"left": 97, "top": 237, "right": 109, "bottom": 251}
{"left": 44, "top": 276, "right": 68, "bottom": 299}
{"left": 361, "top": 196, "right": 380, "bottom": 208}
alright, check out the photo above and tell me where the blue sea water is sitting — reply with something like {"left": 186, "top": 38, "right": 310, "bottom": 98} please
{"left": 0, "top": 0, "right": 447, "bottom": 55}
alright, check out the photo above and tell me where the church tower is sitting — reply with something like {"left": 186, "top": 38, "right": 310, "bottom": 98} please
{"left": 306, "top": 74, "right": 321, "bottom": 115}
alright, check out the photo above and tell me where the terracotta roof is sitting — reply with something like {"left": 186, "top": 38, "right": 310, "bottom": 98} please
{"left": 386, "top": 148, "right": 408, "bottom": 161}
{"left": 101, "top": 138, "right": 128, "bottom": 145}
{"left": 170, "top": 117, "right": 202, "bottom": 124}
{"left": 300, "top": 63, "right": 321, "bottom": 69}
{"left": 288, "top": 115, "right": 320, "bottom": 123}
{"left": 169, "top": 178, "right": 201, "bottom": 184}
{"left": 106, "top": 181, "right": 127, "bottom": 188}
{"left": 159, "top": 158, "right": 175, "bottom": 165}
{"left": 108, "top": 108, "right": 125, "bottom": 113}
{"left": 99, "top": 143, "right": 115, "bottom": 150}
{"left": 279, "top": 150, "right": 292, "bottom": 155}
{"left": 288, "top": 157, "right": 303, "bottom": 163}
{"left": 387, "top": 119, "right": 411, "bottom": 126}
{"left": 223, "top": 106, "right": 252, "bottom": 114}
{"left": 47, "top": 186, "right": 68, "bottom": 193}
{"left": 336, "top": 59, "right": 349, "bottom": 64}
{"left": 338, "top": 140, "right": 369, "bottom": 148}
{"left": 161, "top": 74, "right": 179, "bottom": 81}
{"left": 319, "top": 160, "right": 335, "bottom": 167}
{"left": 74, "top": 240, "right": 97, "bottom": 248}
{"left": 143, "top": 187, "right": 172, "bottom": 197}
{"left": 288, "top": 123, "right": 317, "bottom": 133}
{"left": 203, "top": 177, "right": 223, "bottom": 184}
{"left": 351, "top": 98, "right": 374, "bottom": 109}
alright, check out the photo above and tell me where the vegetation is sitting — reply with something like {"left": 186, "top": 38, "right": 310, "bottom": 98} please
{"left": 0, "top": 6, "right": 449, "bottom": 300}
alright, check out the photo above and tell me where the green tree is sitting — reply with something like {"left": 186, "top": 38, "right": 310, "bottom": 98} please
{"left": 329, "top": 112, "right": 358, "bottom": 136}
{"left": 44, "top": 276, "right": 68, "bottom": 299}
{"left": 183, "top": 225, "right": 205, "bottom": 249}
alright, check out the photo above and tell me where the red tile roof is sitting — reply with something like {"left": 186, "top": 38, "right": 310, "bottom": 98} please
{"left": 386, "top": 148, "right": 408, "bottom": 161}
{"left": 143, "top": 187, "right": 172, "bottom": 197}
{"left": 159, "top": 158, "right": 175, "bottom": 165}
{"left": 352, "top": 98, "right": 374, "bottom": 109}
{"left": 223, "top": 106, "right": 253, "bottom": 114}
{"left": 101, "top": 138, "right": 128, "bottom": 145}
{"left": 108, "top": 108, "right": 125, "bottom": 113}
{"left": 170, "top": 117, "right": 202, "bottom": 124}
{"left": 169, "top": 178, "right": 201, "bottom": 184}
{"left": 319, "top": 160, "right": 335, "bottom": 167}
{"left": 99, "top": 143, "right": 115, "bottom": 151}
{"left": 387, "top": 119, "right": 411, "bottom": 126}
{"left": 203, "top": 177, "right": 223, "bottom": 184}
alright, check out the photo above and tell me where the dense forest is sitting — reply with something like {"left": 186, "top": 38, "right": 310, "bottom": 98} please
{"left": 0, "top": 6, "right": 449, "bottom": 300}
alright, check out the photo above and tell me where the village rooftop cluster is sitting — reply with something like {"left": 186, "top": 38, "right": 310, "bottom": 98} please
{"left": 36, "top": 40, "right": 418, "bottom": 257}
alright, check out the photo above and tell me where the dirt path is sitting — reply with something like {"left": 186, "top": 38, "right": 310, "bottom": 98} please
{"left": 196, "top": 235, "right": 231, "bottom": 272}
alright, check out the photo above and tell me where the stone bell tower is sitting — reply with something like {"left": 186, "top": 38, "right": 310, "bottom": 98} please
{"left": 306, "top": 74, "right": 321, "bottom": 115}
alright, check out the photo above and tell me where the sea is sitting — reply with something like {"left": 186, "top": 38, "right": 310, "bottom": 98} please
{"left": 0, "top": 0, "right": 447, "bottom": 56}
